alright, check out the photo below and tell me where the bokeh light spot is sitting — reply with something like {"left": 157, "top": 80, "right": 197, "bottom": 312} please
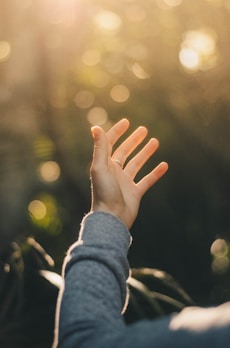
{"left": 87, "top": 106, "right": 108, "bottom": 126}
{"left": 179, "top": 29, "right": 218, "bottom": 72}
{"left": 210, "top": 238, "right": 230, "bottom": 274}
{"left": 212, "top": 257, "right": 229, "bottom": 274}
{"left": 110, "top": 84, "right": 130, "bottom": 103}
{"left": 39, "top": 161, "right": 61, "bottom": 183}
{"left": 94, "top": 10, "right": 122, "bottom": 32}
{"left": 179, "top": 48, "right": 200, "bottom": 70}
{"left": 131, "top": 63, "right": 150, "bottom": 79}
{"left": 28, "top": 200, "right": 47, "bottom": 220}
{"left": 210, "top": 238, "right": 228, "bottom": 257}
{"left": 28, "top": 194, "right": 62, "bottom": 235}
{"left": 34, "top": 136, "right": 55, "bottom": 159}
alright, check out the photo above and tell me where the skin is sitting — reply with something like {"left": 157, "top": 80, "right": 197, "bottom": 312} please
{"left": 90, "top": 118, "right": 168, "bottom": 229}
{"left": 89, "top": 118, "right": 230, "bottom": 331}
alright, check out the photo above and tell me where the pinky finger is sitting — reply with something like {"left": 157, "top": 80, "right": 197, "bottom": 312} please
{"left": 137, "top": 162, "right": 168, "bottom": 197}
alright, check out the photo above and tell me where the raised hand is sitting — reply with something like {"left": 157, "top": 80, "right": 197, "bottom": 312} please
{"left": 90, "top": 118, "right": 168, "bottom": 229}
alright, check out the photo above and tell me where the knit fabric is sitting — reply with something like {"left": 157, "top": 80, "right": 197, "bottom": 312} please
{"left": 54, "top": 212, "right": 230, "bottom": 348}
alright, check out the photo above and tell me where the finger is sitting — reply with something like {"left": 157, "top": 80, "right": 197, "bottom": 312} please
{"left": 125, "top": 138, "right": 159, "bottom": 179}
{"left": 106, "top": 118, "right": 130, "bottom": 148}
{"left": 112, "top": 126, "right": 148, "bottom": 166}
{"left": 91, "top": 126, "right": 109, "bottom": 170}
{"left": 137, "top": 162, "right": 168, "bottom": 197}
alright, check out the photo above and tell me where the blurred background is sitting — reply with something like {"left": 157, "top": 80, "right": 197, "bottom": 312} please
{"left": 0, "top": 0, "right": 230, "bottom": 346}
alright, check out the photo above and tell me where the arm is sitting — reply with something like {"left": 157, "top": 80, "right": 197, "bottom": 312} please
{"left": 54, "top": 119, "right": 168, "bottom": 347}
{"left": 54, "top": 119, "right": 230, "bottom": 348}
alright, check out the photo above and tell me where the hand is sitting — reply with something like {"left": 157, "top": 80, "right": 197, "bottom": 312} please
{"left": 90, "top": 119, "right": 168, "bottom": 229}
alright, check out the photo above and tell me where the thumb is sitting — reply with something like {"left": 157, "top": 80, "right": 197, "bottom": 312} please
{"left": 91, "top": 126, "right": 108, "bottom": 169}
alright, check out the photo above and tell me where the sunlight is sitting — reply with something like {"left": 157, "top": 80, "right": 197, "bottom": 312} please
{"left": 179, "top": 48, "right": 200, "bottom": 70}
{"left": 94, "top": 10, "right": 122, "bottom": 32}
{"left": 39, "top": 270, "right": 62, "bottom": 288}
{"left": 179, "top": 29, "right": 218, "bottom": 72}
{"left": 87, "top": 106, "right": 108, "bottom": 126}
{"left": 1, "top": 0, "right": 230, "bottom": 304}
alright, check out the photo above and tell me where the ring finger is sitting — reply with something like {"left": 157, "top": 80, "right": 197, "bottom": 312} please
{"left": 124, "top": 138, "right": 159, "bottom": 179}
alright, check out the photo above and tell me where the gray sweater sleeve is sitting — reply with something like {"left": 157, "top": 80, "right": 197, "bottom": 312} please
{"left": 54, "top": 212, "right": 230, "bottom": 348}
{"left": 55, "top": 211, "right": 132, "bottom": 347}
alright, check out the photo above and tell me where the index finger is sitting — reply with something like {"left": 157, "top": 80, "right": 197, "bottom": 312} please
{"left": 106, "top": 118, "right": 130, "bottom": 147}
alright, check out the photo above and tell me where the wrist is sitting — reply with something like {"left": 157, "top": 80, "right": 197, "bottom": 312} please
{"left": 91, "top": 204, "right": 130, "bottom": 228}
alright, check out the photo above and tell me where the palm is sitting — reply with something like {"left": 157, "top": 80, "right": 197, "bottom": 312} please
{"left": 90, "top": 119, "right": 168, "bottom": 229}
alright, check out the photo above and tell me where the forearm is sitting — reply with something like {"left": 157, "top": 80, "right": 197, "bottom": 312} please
{"left": 54, "top": 212, "right": 230, "bottom": 348}
{"left": 55, "top": 212, "right": 131, "bottom": 347}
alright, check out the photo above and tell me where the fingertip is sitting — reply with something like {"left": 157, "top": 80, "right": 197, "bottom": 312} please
{"left": 149, "top": 137, "right": 159, "bottom": 148}
{"left": 121, "top": 117, "right": 130, "bottom": 125}
{"left": 139, "top": 125, "right": 147, "bottom": 131}
{"left": 162, "top": 161, "right": 169, "bottom": 168}
{"left": 118, "top": 118, "right": 130, "bottom": 130}
{"left": 159, "top": 161, "right": 169, "bottom": 173}
{"left": 138, "top": 126, "right": 148, "bottom": 138}
{"left": 91, "top": 126, "right": 101, "bottom": 139}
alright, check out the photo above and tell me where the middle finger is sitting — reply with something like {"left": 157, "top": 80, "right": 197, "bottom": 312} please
{"left": 112, "top": 126, "right": 148, "bottom": 166}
